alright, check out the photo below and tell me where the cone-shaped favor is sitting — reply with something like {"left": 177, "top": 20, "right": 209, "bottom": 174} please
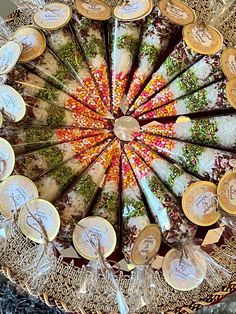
{"left": 72, "top": 13, "right": 111, "bottom": 111}
{"left": 35, "top": 139, "right": 112, "bottom": 204}
{"left": 19, "top": 96, "right": 111, "bottom": 129}
{"left": 136, "top": 133, "right": 236, "bottom": 183}
{"left": 139, "top": 79, "right": 231, "bottom": 120}
{"left": 124, "top": 7, "right": 177, "bottom": 112}
{"left": 46, "top": 25, "right": 110, "bottom": 117}
{"left": 25, "top": 47, "right": 83, "bottom": 98}
{"left": 132, "top": 50, "right": 224, "bottom": 117}
{"left": 7, "top": 66, "right": 107, "bottom": 121}
{"left": 130, "top": 141, "right": 198, "bottom": 197}
{"left": 130, "top": 40, "right": 202, "bottom": 112}
{"left": 124, "top": 145, "right": 196, "bottom": 245}
{"left": 55, "top": 139, "right": 120, "bottom": 247}
{"left": 13, "top": 133, "right": 112, "bottom": 179}
{"left": 0, "top": 125, "right": 105, "bottom": 154}
{"left": 121, "top": 153, "right": 150, "bottom": 263}
{"left": 142, "top": 114, "right": 236, "bottom": 150}
{"left": 90, "top": 146, "right": 121, "bottom": 234}
{"left": 111, "top": 19, "right": 141, "bottom": 115}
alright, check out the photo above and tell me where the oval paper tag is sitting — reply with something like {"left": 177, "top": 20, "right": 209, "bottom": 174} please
{"left": 19, "top": 199, "right": 60, "bottom": 244}
{"left": 0, "top": 138, "right": 15, "bottom": 181}
{"left": 75, "top": 0, "right": 112, "bottom": 20}
{"left": 73, "top": 216, "right": 117, "bottom": 260}
{"left": 183, "top": 23, "right": 223, "bottom": 55}
{"left": 0, "top": 175, "right": 38, "bottom": 219}
{"left": 226, "top": 79, "right": 236, "bottom": 109}
{"left": 131, "top": 224, "right": 161, "bottom": 265}
{"left": 182, "top": 181, "right": 220, "bottom": 226}
{"left": 162, "top": 248, "right": 207, "bottom": 291}
{"left": 0, "top": 85, "right": 26, "bottom": 122}
{"left": 221, "top": 48, "right": 236, "bottom": 80}
{"left": 0, "top": 41, "right": 22, "bottom": 75}
{"left": 14, "top": 26, "right": 46, "bottom": 62}
{"left": 159, "top": 0, "right": 196, "bottom": 26}
{"left": 218, "top": 171, "right": 236, "bottom": 215}
{"left": 114, "top": 0, "right": 153, "bottom": 21}
{"left": 33, "top": 3, "right": 72, "bottom": 30}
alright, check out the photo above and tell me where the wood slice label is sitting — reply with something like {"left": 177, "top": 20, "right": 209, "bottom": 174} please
{"left": 0, "top": 41, "right": 22, "bottom": 75}
{"left": 221, "top": 48, "right": 236, "bottom": 80}
{"left": 75, "top": 0, "right": 112, "bottom": 21}
{"left": 0, "top": 85, "right": 26, "bottom": 122}
{"left": 14, "top": 26, "right": 46, "bottom": 62}
{"left": 73, "top": 216, "right": 117, "bottom": 260}
{"left": 226, "top": 79, "right": 236, "bottom": 109}
{"left": 183, "top": 23, "right": 223, "bottom": 55}
{"left": 131, "top": 224, "right": 161, "bottom": 265}
{"left": 218, "top": 171, "right": 236, "bottom": 215}
{"left": 159, "top": 0, "right": 196, "bottom": 26}
{"left": 114, "top": 0, "right": 153, "bottom": 21}
{"left": 33, "top": 3, "right": 72, "bottom": 30}
{"left": 182, "top": 181, "right": 220, "bottom": 226}
{"left": 0, "top": 175, "right": 38, "bottom": 218}
{"left": 162, "top": 248, "right": 207, "bottom": 291}
{"left": 19, "top": 199, "right": 60, "bottom": 244}
{"left": 0, "top": 138, "right": 15, "bottom": 181}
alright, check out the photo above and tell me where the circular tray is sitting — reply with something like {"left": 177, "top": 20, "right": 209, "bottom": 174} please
{"left": 1, "top": 1, "right": 236, "bottom": 313}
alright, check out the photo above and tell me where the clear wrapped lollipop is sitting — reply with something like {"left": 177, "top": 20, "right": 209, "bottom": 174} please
{"left": 141, "top": 114, "right": 236, "bottom": 150}
{"left": 13, "top": 0, "right": 112, "bottom": 119}
{"left": 136, "top": 132, "right": 236, "bottom": 183}
{"left": 0, "top": 125, "right": 107, "bottom": 154}
{"left": 138, "top": 79, "right": 231, "bottom": 120}
{"left": 13, "top": 132, "right": 112, "bottom": 179}
{"left": 34, "top": 139, "right": 112, "bottom": 203}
